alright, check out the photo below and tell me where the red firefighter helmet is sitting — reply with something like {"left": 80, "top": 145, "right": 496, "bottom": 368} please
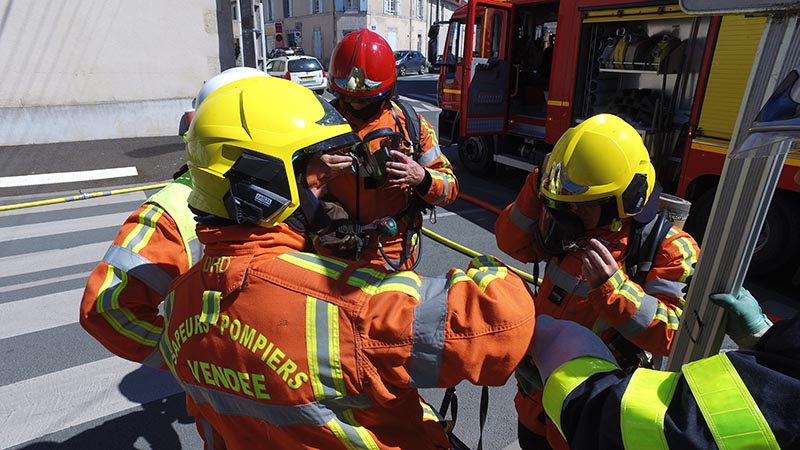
{"left": 329, "top": 29, "right": 396, "bottom": 100}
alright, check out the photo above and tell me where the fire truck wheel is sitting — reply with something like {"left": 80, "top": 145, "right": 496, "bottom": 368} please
{"left": 457, "top": 136, "right": 493, "bottom": 174}
{"left": 685, "top": 188, "right": 799, "bottom": 277}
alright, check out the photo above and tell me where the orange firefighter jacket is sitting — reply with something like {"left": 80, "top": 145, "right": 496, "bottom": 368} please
{"left": 494, "top": 170, "right": 699, "bottom": 446}
{"left": 80, "top": 175, "right": 201, "bottom": 367}
{"left": 323, "top": 101, "right": 458, "bottom": 267}
{"left": 159, "top": 223, "right": 535, "bottom": 450}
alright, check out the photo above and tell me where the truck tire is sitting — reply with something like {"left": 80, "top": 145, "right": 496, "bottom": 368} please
{"left": 684, "top": 189, "right": 800, "bottom": 276}
{"left": 457, "top": 136, "right": 493, "bottom": 174}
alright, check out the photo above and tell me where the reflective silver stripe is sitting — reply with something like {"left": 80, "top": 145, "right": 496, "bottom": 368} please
{"left": 141, "top": 346, "right": 166, "bottom": 369}
{"left": 182, "top": 380, "right": 371, "bottom": 425}
{"left": 188, "top": 238, "right": 203, "bottom": 265}
{"left": 198, "top": 417, "right": 217, "bottom": 450}
{"left": 103, "top": 244, "right": 173, "bottom": 296}
{"left": 509, "top": 203, "right": 538, "bottom": 234}
{"left": 615, "top": 293, "right": 658, "bottom": 338}
{"left": 545, "top": 260, "right": 590, "bottom": 298}
{"left": 417, "top": 144, "right": 443, "bottom": 167}
{"left": 644, "top": 277, "right": 688, "bottom": 299}
{"left": 308, "top": 297, "right": 343, "bottom": 399}
{"left": 409, "top": 276, "right": 448, "bottom": 388}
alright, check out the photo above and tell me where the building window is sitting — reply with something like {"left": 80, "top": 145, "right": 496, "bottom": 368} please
{"left": 283, "top": 0, "right": 293, "bottom": 17}
{"left": 343, "top": 0, "right": 364, "bottom": 11}
{"left": 267, "top": 0, "right": 274, "bottom": 21}
{"left": 415, "top": 0, "right": 423, "bottom": 18}
{"left": 310, "top": 0, "right": 322, "bottom": 14}
{"left": 384, "top": 0, "right": 396, "bottom": 15}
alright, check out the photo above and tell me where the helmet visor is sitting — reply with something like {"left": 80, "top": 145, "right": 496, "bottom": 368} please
{"left": 540, "top": 160, "right": 590, "bottom": 197}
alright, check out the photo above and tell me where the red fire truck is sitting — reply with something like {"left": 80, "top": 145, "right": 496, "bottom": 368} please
{"left": 434, "top": 0, "right": 800, "bottom": 276}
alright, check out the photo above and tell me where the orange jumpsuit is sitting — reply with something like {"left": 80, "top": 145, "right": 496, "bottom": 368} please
{"left": 159, "top": 223, "right": 536, "bottom": 450}
{"left": 494, "top": 170, "right": 699, "bottom": 450}
{"left": 323, "top": 101, "right": 458, "bottom": 268}
{"left": 80, "top": 175, "right": 201, "bottom": 367}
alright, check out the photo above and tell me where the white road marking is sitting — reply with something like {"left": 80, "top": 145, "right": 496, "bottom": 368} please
{"left": 0, "top": 288, "right": 84, "bottom": 339}
{"left": 1, "top": 241, "right": 108, "bottom": 278}
{"left": 0, "top": 357, "right": 182, "bottom": 449}
{"left": 0, "top": 167, "right": 139, "bottom": 188}
{"left": 0, "top": 212, "right": 130, "bottom": 242}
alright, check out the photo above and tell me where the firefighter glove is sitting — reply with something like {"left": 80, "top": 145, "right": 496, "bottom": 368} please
{"left": 710, "top": 288, "right": 772, "bottom": 349}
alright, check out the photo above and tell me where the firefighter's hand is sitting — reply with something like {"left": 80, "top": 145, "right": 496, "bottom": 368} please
{"left": 581, "top": 238, "right": 619, "bottom": 289}
{"left": 386, "top": 150, "right": 426, "bottom": 187}
{"left": 710, "top": 288, "right": 772, "bottom": 349}
{"left": 305, "top": 152, "right": 353, "bottom": 189}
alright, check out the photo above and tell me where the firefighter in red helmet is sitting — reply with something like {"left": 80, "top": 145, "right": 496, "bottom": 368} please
{"left": 315, "top": 28, "right": 458, "bottom": 270}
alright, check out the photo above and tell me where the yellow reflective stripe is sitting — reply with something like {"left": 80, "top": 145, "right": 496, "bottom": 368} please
{"left": 420, "top": 400, "right": 442, "bottom": 422}
{"left": 305, "top": 296, "right": 379, "bottom": 450}
{"left": 654, "top": 303, "right": 681, "bottom": 330}
{"left": 327, "top": 419, "right": 359, "bottom": 450}
{"left": 280, "top": 252, "right": 346, "bottom": 279}
{"left": 344, "top": 409, "right": 380, "bottom": 450}
{"left": 97, "top": 265, "right": 126, "bottom": 313}
{"left": 200, "top": 290, "right": 221, "bottom": 325}
{"left": 147, "top": 176, "right": 197, "bottom": 266}
{"left": 421, "top": 118, "right": 439, "bottom": 145}
{"left": 448, "top": 269, "right": 472, "bottom": 287}
{"left": 682, "top": 354, "right": 780, "bottom": 450}
{"left": 542, "top": 357, "right": 619, "bottom": 437}
{"left": 305, "top": 296, "right": 325, "bottom": 400}
{"left": 668, "top": 229, "right": 698, "bottom": 285}
{"left": 348, "top": 268, "right": 422, "bottom": 300}
{"left": 97, "top": 266, "right": 162, "bottom": 346}
{"left": 121, "top": 204, "right": 164, "bottom": 254}
{"left": 328, "top": 302, "right": 346, "bottom": 396}
{"left": 620, "top": 368, "right": 681, "bottom": 450}
{"left": 466, "top": 265, "right": 508, "bottom": 291}
{"left": 610, "top": 270, "right": 643, "bottom": 308}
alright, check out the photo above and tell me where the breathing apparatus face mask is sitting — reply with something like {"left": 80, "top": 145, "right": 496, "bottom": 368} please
{"left": 536, "top": 202, "right": 586, "bottom": 257}
{"left": 350, "top": 128, "right": 405, "bottom": 187}
{"left": 536, "top": 196, "right": 622, "bottom": 256}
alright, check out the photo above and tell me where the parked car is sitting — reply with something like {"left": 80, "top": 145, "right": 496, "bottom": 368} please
{"left": 265, "top": 55, "right": 328, "bottom": 95}
{"left": 394, "top": 50, "right": 427, "bottom": 76}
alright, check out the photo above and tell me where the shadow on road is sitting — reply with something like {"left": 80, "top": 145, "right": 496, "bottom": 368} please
{"left": 13, "top": 366, "right": 194, "bottom": 450}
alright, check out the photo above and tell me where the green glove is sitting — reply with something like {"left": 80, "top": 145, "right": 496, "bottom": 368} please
{"left": 709, "top": 288, "right": 773, "bottom": 348}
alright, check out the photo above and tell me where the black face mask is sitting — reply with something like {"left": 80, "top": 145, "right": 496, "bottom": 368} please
{"left": 340, "top": 96, "right": 387, "bottom": 123}
{"left": 285, "top": 174, "right": 331, "bottom": 233}
{"left": 535, "top": 205, "right": 586, "bottom": 257}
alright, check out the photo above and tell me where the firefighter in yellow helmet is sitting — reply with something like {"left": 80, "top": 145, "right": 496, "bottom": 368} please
{"left": 80, "top": 67, "right": 269, "bottom": 368}
{"left": 495, "top": 113, "right": 700, "bottom": 450}
{"left": 162, "top": 75, "right": 536, "bottom": 449}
